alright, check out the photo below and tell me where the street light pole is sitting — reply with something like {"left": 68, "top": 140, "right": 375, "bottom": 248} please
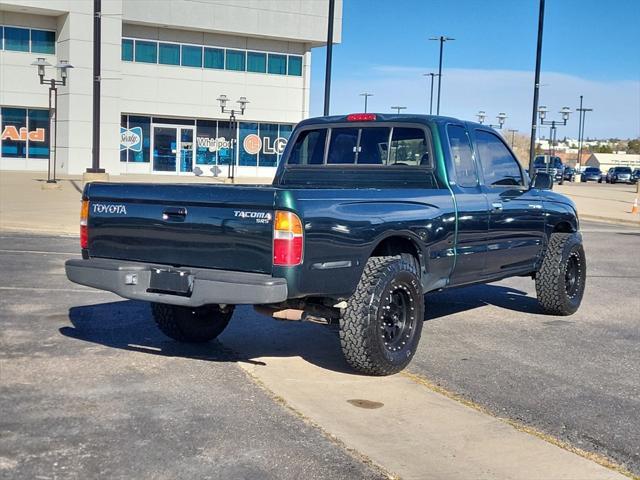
{"left": 422, "top": 73, "right": 439, "bottom": 115}
{"left": 31, "top": 58, "right": 74, "bottom": 184}
{"left": 429, "top": 36, "right": 454, "bottom": 115}
{"left": 508, "top": 129, "right": 519, "bottom": 148}
{"left": 323, "top": 0, "right": 335, "bottom": 116}
{"left": 391, "top": 106, "right": 407, "bottom": 114}
{"left": 87, "top": 0, "right": 105, "bottom": 174}
{"left": 359, "top": 92, "right": 373, "bottom": 113}
{"left": 576, "top": 96, "right": 593, "bottom": 169}
{"left": 217, "top": 95, "right": 249, "bottom": 182}
{"left": 537, "top": 106, "right": 572, "bottom": 183}
{"left": 529, "top": 0, "right": 545, "bottom": 174}
{"left": 476, "top": 111, "right": 508, "bottom": 129}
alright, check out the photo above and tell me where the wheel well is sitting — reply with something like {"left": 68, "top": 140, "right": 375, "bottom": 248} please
{"left": 371, "top": 236, "right": 421, "bottom": 268}
{"left": 553, "top": 221, "right": 575, "bottom": 233}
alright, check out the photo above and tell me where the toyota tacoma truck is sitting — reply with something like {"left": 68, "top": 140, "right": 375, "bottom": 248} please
{"left": 66, "top": 113, "right": 586, "bottom": 375}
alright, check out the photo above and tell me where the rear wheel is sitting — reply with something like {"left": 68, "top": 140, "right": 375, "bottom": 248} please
{"left": 151, "top": 303, "right": 234, "bottom": 343}
{"left": 339, "top": 255, "right": 424, "bottom": 376}
{"left": 535, "top": 233, "right": 586, "bottom": 315}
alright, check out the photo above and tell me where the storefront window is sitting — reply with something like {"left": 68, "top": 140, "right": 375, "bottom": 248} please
{"left": 159, "top": 43, "right": 180, "bottom": 65}
{"left": 4, "top": 27, "right": 29, "bottom": 52}
{"left": 135, "top": 40, "right": 157, "bottom": 63}
{"left": 226, "top": 50, "right": 245, "bottom": 71}
{"left": 288, "top": 56, "right": 302, "bottom": 76}
{"left": 217, "top": 121, "right": 234, "bottom": 165}
{"left": 204, "top": 48, "right": 224, "bottom": 69}
{"left": 127, "top": 116, "right": 150, "bottom": 162}
{"left": 247, "top": 52, "right": 266, "bottom": 73}
{"left": 259, "top": 123, "right": 279, "bottom": 167}
{"left": 27, "top": 109, "right": 50, "bottom": 158}
{"left": 196, "top": 119, "right": 217, "bottom": 166}
{"left": 267, "top": 54, "right": 286, "bottom": 75}
{"left": 121, "top": 39, "right": 133, "bottom": 61}
{"left": 278, "top": 125, "right": 293, "bottom": 163}
{"left": 1, "top": 108, "right": 28, "bottom": 158}
{"left": 239, "top": 122, "right": 258, "bottom": 166}
{"left": 181, "top": 45, "right": 202, "bottom": 67}
{"left": 31, "top": 30, "right": 55, "bottom": 54}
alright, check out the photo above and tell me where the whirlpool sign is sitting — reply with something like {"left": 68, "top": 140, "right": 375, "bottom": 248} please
{"left": 120, "top": 126, "right": 143, "bottom": 152}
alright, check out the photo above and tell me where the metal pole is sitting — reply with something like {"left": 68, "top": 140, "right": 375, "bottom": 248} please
{"left": 88, "top": 0, "right": 104, "bottom": 173}
{"left": 429, "top": 74, "right": 435, "bottom": 115}
{"left": 436, "top": 38, "right": 444, "bottom": 115}
{"left": 529, "top": 0, "right": 545, "bottom": 173}
{"left": 576, "top": 95, "right": 583, "bottom": 168}
{"left": 53, "top": 84, "right": 58, "bottom": 182}
{"left": 323, "top": 0, "right": 335, "bottom": 116}
{"left": 550, "top": 122, "right": 555, "bottom": 158}
{"left": 46, "top": 83, "right": 53, "bottom": 183}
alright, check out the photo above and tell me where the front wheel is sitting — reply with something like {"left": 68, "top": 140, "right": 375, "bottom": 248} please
{"left": 151, "top": 303, "right": 234, "bottom": 343}
{"left": 339, "top": 255, "right": 424, "bottom": 376}
{"left": 535, "top": 233, "right": 586, "bottom": 315}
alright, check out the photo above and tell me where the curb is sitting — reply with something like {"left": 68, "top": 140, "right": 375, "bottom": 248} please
{"left": 580, "top": 214, "right": 640, "bottom": 227}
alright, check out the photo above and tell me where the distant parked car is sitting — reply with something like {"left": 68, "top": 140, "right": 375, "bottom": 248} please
{"left": 580, "top": 167, "right": 602, "bottom": 183}
{"left": 563, "top": 167, "right": 576, "bottom": 182}
{"left": 631, "top": 169, "right": 640, "bottom": 184}
{"left": 533, "top": 155, "right": 566, "bottom": 184}
{"left": 605, "top": 166, "right": 633, "bottom": 184}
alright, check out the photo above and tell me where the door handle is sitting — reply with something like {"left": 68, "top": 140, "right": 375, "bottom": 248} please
{"left": 162, "top": 207, "right": 187, "bottom": 220}
{"left": 491, "top": 202, "right": 503, "bottom": 212}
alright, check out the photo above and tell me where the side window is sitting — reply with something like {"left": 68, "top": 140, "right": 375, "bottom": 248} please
{"left": 389, "top": 128, "right": 430, "bottom": 166}
{"left": 357, "top": 127, "right": 390, "bottom": 165}
{"left": 447, "top": 125, "right": 478, "bottom": 187}
{"left": 287, "top": 129, "right": 327, "bottom": 165}
{"left": 475, "top": 130, "right": 523, "bottom": 186}
{"left": 327, "top": 128, "right": 359, "bottom": 164}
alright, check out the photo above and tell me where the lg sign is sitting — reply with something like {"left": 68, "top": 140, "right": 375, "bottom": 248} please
{"left": 243, "top": 134, "right": 287, "bottom": 156}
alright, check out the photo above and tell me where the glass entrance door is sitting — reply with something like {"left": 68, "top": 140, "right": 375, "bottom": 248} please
{"left": 153, "top": 126, "right": 195, "bottom": 173}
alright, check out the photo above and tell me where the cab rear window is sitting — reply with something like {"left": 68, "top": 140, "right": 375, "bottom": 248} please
{"left": 286, "top": 125, "right": 432, "bottom": 167}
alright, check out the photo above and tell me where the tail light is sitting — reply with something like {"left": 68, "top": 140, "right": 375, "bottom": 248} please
{"left": 273, "top": 210, "right": 303, "bottom": 266}
{"left": 80, "top": 200, "right": 89, "bottom": 249}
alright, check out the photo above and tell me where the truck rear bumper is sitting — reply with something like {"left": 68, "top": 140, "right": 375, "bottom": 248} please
{"left": 65, "top": 258, "right": 288, "bottom": 307}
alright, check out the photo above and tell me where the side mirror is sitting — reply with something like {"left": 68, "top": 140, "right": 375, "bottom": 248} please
{"left": 532, "top": 172, "right": 553, "bottom": 190}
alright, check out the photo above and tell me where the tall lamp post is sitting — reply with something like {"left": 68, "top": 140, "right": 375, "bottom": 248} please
{"left": 529, "top": 0, "right": 546, "bottom": 173}
{"left": 323, "top": 0, "right": 336, "bottom": 115}
{"left": 391, "top": 106, "right": 407, "bottom": 114}
{"left": 422, "top": 73, "right": 439, "bottom": 115}
{"left": 537, "top": 106, "right": 571, "bottom": 157}
{"left": 476, "top": 111, "right": 508, "bottom": 129}
{"left": 359, "top": 92, "right": 373, "bottom": 113}
{"left": 216, "top": 95, "right": 248, "bottom": 182}
{"left": 575, "top": 95, "right": 593, "bottom": 170}
{"left": 428, "top": 35, "right": 454, "bottom": 115}
{"left": 31, "top": 57, "right": 74, "bottom": 184}
{"left": 507, "top": 129, "right": 519, "bottom": 148}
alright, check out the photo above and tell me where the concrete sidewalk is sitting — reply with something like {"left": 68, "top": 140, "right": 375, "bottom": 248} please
{"left": 1, "top": 171, "right": 638, "bottom": 235}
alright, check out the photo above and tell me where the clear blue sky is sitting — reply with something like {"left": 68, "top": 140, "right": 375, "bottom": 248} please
{"left": 310, "top": 0, "right": 640, "bottom": 139}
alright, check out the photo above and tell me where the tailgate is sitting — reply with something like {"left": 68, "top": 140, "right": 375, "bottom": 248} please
{"left": 85, "top": 183, "right": 276, "bottom": 274}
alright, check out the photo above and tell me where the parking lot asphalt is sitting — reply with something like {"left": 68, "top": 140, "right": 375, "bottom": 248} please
{"left": 1, "top": 222, "right": 638, "bottom": 478}
{"left": 410, "top": 221, "right": 640, "bottom": 475}
{"left": 0, "top": 234, "right": 386, "bottom": 479}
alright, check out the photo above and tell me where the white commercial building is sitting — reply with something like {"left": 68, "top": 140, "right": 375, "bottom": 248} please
{"left": 0, "top": 0, "right": 342, "bottom": 177}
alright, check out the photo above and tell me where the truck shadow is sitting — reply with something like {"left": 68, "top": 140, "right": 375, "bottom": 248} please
{"left": 60, "top": 284, "right": 541, "bottom": 374}
{"left": 424, "top": 283, "right": 540, "bottom": 320}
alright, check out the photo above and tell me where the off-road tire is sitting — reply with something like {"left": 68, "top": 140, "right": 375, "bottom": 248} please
{"left": 535, "top": 232, "right": 586, "bottom": 315}
{"left": 339, "top": 255, "right": 424, "bottom": 376}
{"left": 151, "top": 303, "right": 234, "bottom": 343}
